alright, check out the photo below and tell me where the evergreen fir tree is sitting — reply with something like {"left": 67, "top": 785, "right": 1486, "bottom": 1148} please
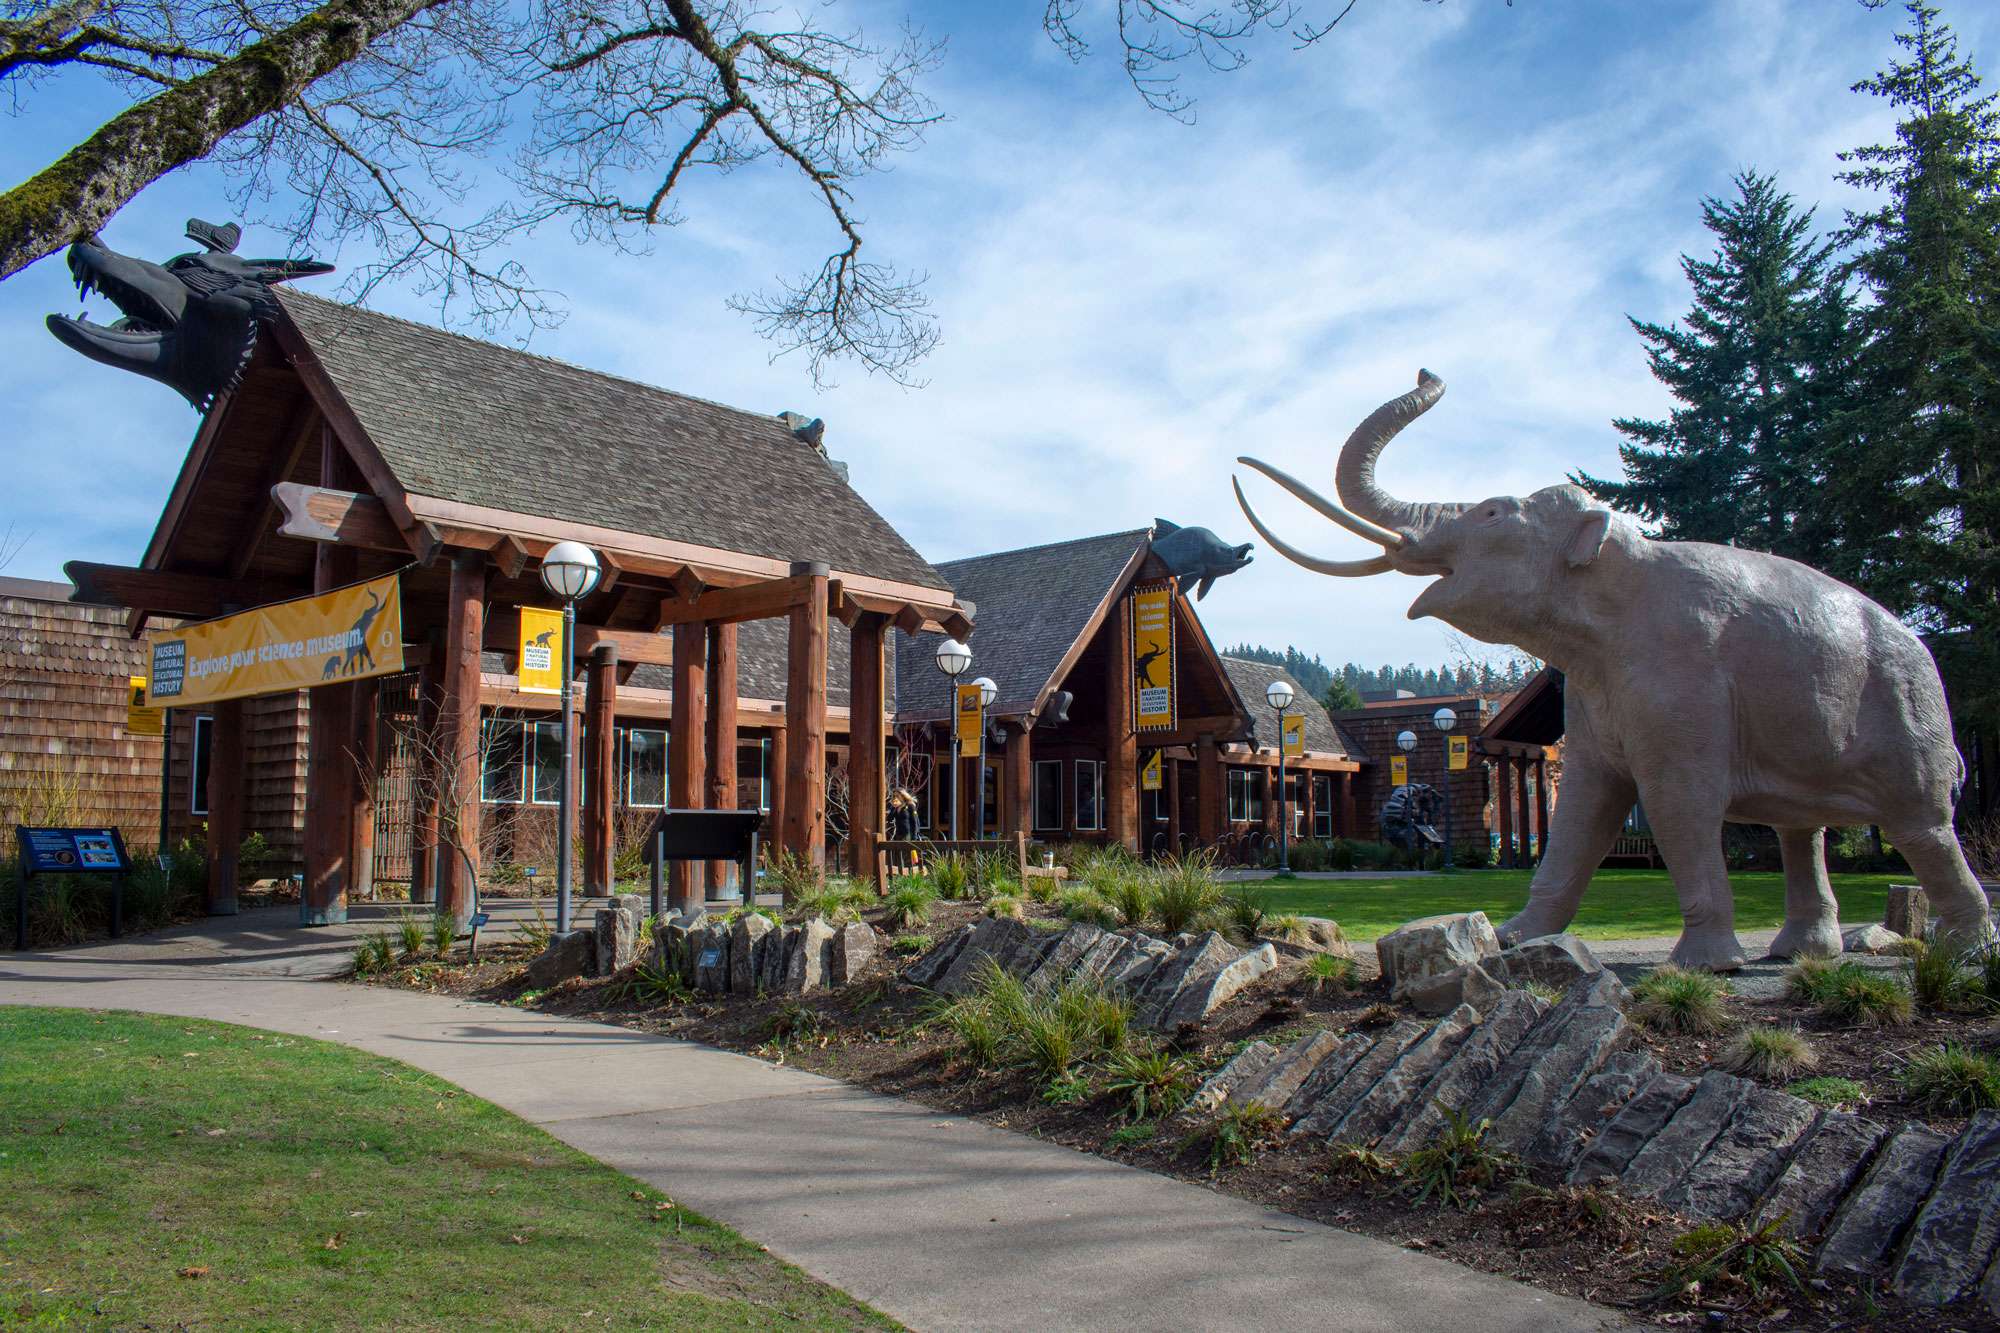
{"left": 1576, "top": 170, "right": 1856, "bottom": 564}
{"left": 1836, "top": 0, "right": 2000, "bottom": 723}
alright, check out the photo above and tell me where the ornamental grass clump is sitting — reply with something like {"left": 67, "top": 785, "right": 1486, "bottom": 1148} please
{"left": 1902, "top": 936, "right": 1976, "bottom": 1011}
{"left": 1101, "top": 1045, "right": 1199, "bottom": 1122}
{"left": 1650, "top": 1217, "right": 1805, "bottom": 1307}
{"left": 1155, "top": 853, "right": 1222, "bottom": 935}
{"left": 1897, "top": 1042, "right": 2000, "bottom": 1115}
{"left": 1817, "top": 970, "right": 1915, "bottom": 1028}
{"left": 1784, "top": 956, "right": 1849, "bottom": 1004}
{"left": 1262, "top": 913, "right": 1315, "bottom": 945}
{"left": 1401, "top": 1104, "right": 1515, "bottom": 1210}
{"left": 393, "top": 911, "right": 426, "bottom": 960}
{"left": 1300, "top": 952, "right": 1356, "bottom": 995}
{"left": 1100, "top": 873, "right": 1155, "bottom": 929}
{"left": 1787, "top": 1075, "right": 1868, "bottom": 1111}
{"left": 1717, "top": 1026, "right": 1817, "bottom": 1081}
{"left": 1631, "top": 965, "right": 1733, "bottom": 1036}
{"left": 351, "top": 932, "right": 397, "bottom": 977}
{"left": 926, "top": 853, "right": 971, "bottom": 901}
{"left": 883, "top": 881, "right": 936, "bottom": 931}
{"left": 1056, "top": 886, "right": 1118, "bottom": 929}
{"left": 425, "top": 911, "right": 456, "bottom": 958}
{"left": 983, "top": 893, "right": 1025, "bottom": 921}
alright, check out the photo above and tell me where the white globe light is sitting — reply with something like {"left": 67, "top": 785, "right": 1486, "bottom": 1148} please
{"left": 1265, "top": 679, "right": 1295, "bottom": 710}
{"left": 540, "top": 540, "right": 601, "bottom": 601}
{"left": 935, "top": 638, "right": 972, "bottom": 677}
{"left": 974, "top": 675, "right": 998, "bottom": 708}
{"left": 1433, "top": 706, "right": 1457, "bottom": 732}
{"left": 1397, "top": 729, "right": 1418, "bottom": 753}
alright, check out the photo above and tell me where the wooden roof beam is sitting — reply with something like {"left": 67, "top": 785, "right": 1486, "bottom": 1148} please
{"left": 273, "top": 483, "right": 408, "bottom": 553}
{"left": 653, "top": 573, "right": 815, "bottom": 630}
{"left": 66, "top": 562, "right": 298, "bottom": 622}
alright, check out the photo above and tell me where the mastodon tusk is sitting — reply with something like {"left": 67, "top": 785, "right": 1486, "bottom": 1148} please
{"left": 1235, "top": 456, "right": 1405, "bottom": 549}
{"left": 1232, "top": 478, "right": 1396, "bottom": 578}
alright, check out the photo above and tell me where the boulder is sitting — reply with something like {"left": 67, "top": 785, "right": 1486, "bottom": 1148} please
{"left": 1816, "top": 1124, "right": 1951, "bottom": 1279}
{"left": 1492, "top": 934, "right": 1605, "bottom": 992}
{"left": 1403, "top": 959, "right": 1505, "bottom": 1016}
{"left": 593, "top": 902, "right": 640, "bottom": 976}
{"left": 693, "top": 924, "right": 731, "bottom": 993}
{"left": 525, "top": 929, "right": 593, "bottom": 989}
{"left": 905, "top": 924, "right": 973, "bottom": 988}
{"left": 784, "top": 917, "right": 837, "bottom": 993}
{"left": 1026, "top": 922, "right": 1107, "bottom": 985}
{"left": 730, "top": 913, "right": 774, "bottom": 995}
{"left": 1282, "top": 1032, "right": 1375, "bottom": 1125}
{"left": 1231, "top": 1030, "right": 1345, "bottom": 1118}
{"left": 1295, "top": 916, "right": 1346, "bottom": 952}
{"left": 1893, "top": 1110, "right": 2000, "bottom": 1306}
{"left": 1375, "top": 912, "right": 1500, "bottom": 996}
{"left": 1754, "top": 1111, "right": 1892, "bottom": 1241}
{"left": 1292, "top": 1021, "right": 1428, "bottom": 1139}
{"left": 1885, "top": 883, "right": 1930, "bottom": 938}
{"left": 935, "top": 917, "right": 1041, "bottom": 995}
{"left": 1842, "top": 923, "right": 1904, "bottom": 955}
{"left": 760, "top": 923, "right": 796, "bottom": 992}
{"left": 832, "top": 921, "right": 879, "bottom": 986}
{"left": 1484, "top": 999, "right": 1630, "bottom": 1157}
{"left": 1188, "top": 1041, "right": 1281, "bottom": 1115}
{"left": 1528, "top": 1048, "right": 1660, "bottom": 1169}
{"left": 1160, "top": 941, "right": 1279, "bottom": 1030}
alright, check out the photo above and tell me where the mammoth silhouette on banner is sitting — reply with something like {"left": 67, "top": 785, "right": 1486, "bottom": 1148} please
{"left": 1234, "top": 370, "right": 1991, "bottom": 971}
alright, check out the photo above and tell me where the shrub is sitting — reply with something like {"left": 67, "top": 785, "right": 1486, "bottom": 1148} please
{"left": 1100, "top": 873, "right": 1155, "bottom": 929}
{"left": 983, "top": 893, "right": 1024, "bottom": 921}
{"left": 426, "top": 911, "right": 457, "bottom": 958}
{"left": 1056, "top": 887, "right": 1118, "bottom": 929}
{"left": 1898, "top": 1043, "right": 2000, "bottom": 1115}
{"left": 1651, "top": 1217, "right": 1805, "bottom": 1306}
{"left": 351, "top": 932, "right": 396, "bottom": 977}
{"left": 1787, "top": 1075, "right": 1869, "bottom": 1110}
{"left": 883, "top": 882, "right": 936, "bottom": 931}
{"left": 1218, "top": 884, "right": 1267, "bottom": 943}
{"left": 1022, "top": 872, "right": 1063, "bottom": 905}
{"left": 611, "top": 958, "right": 692, "bottom": 1006}
{"left": 1102, "top": 1046, "right": 1199, "bottom": 1122}
{"left": 1817, "top": 970, "right": 1915, "bottom": 1027}
{"left": 1977, "top": 944, "right": 2000, "bottom": 1007}
{"left": 1325, "top": 838, "right": 1359, "bottom": 872}
{"left": 1155, "top": 853, "right": 1221, "bottom": 935}
{"left": 764, "top": 848, "right": 823, "bottom": 905}
{"left": 926, "top": 853, "right": 971, "bottom": 900}
{"left": 1902, "top": 936, "right": 1975, "bottom": 1011}
{"left": 393, "top": 911, "right": 426, "bottom": 959}
{"left": 520, "top": 899, "right": 555, "bottom": 954}
{"left": 1205, "top": 1100, "right": 1284, "bottom": 1171}
{"left": 1717, "top": 1027, "right": 1817, "bottom": 1080}
{"left": 1289, "top": 839, "right": 1329, "bottom": 872}
{"left": 1300, "top": 952, "right": 1356, "bottom": 994}
{"left": 1630, "top": 966, "right": 1733, "bottom": 1036}
{"left": 1262, "top": 913, "right": 1313, "bottom": 945}
{"left": 1402, "top": 1103, "right": 1515, "bottom": 1209}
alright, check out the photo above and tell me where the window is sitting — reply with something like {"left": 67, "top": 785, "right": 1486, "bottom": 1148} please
{"left": 1226, "top": 769, "right": 1265, "bottom": 824}
{"left": 1034, "top": 760, "right": 1064, "bottom": 831}
{"left": 529, "top": 721, "right": 564, "bottom": 804}
{"left": 625, "top": 728, "right": 667, "bottom": 807}
{"left": 1314, "top": 775, "right": 1333, "bottom": 838}
{"left": 736, "top": 739, "right": 770, "bottom": 811}
{"left": 981, "top": 764, "right": 999, "bottom": 837}
{"left": 1075, "top": 760, "right": 1104, "bottom": 831}
{"left": 189, "top": 714, "right": 213, "bottom": 815}
{"left": 481, "top": 718, "right": 527, "bottom": 803}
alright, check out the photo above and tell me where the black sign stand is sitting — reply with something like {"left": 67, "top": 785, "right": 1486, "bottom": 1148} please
{"left": 14, "top": 826, "right": 133, "bottom": 950}
{"left": 641, "top": 809, "right": 763, "bottom": 920}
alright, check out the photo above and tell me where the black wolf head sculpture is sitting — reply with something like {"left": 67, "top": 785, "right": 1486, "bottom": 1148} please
{"left": 45, "top": 219, "right": 333, "bottom": 410}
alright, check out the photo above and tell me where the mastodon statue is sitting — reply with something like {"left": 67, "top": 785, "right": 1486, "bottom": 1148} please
{"left": 1234, "top": 370, "right": 1992, "bottom": 971}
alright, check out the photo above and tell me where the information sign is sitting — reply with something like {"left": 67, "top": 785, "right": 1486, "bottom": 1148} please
{"left": 1281, "top": 714, "right": 1306, "bottom": 758}
{"left": 146, "top": 573, "right": 403, "bottom": 708}
{"left": 1389, "top": 755, "right": 1409, "bottom": 787}
{"left": 955, "top": 681, "right": 985, "bottom": 759}
{"left": 1448, "top": 735, "right": 1470, "bottom": 772}
{"left": 125, "top": 676, "right": 164, "bottom": 736}
{"left": 1130, "top": 583, "right": 1177, "bottom": 731}
{"left": 1141, "top": 750, "right": 1163, "bottom": 792}
{"left": 518, "top": 606, "right": 564, "bottom": 694}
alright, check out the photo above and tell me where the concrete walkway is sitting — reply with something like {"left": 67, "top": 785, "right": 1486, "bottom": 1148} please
{"left": 0, "top": 929, "right": 1626, "bottom": 1332}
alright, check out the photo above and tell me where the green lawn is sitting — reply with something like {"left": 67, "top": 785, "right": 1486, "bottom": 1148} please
{"left": 1249, "top": 869, "right": 1904, "bottom": 942}
{"left": 0, "top": 1007, "right": 893, "bottom": 1331}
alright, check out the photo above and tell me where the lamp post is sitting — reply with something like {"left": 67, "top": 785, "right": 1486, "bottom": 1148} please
{"left": 1265, "top": 678, "right": 1295, "bottom": 871}
{"left": 935, "top": 639, "right": 972, "bottom": 840}
{"left": 541, "top": 540, "right": 601, "bottom": 934}
{"left": 972, "top": 675, "right": 997, "bottom": 838}
{"left": 1396, "top": 728, "right": 1418, "bottom": 860}
{"left": 1433, "top": 705, "right": 1458, "bottom": 870}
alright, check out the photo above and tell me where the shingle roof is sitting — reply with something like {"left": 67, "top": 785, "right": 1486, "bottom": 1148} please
{"left": 277, "top": 292, "right": 945, "bottom": 590}
{"left": 1220, "top": 656, "right": 1370, "bottom": 760}
{"left": 893, "top": 530, "right": 1148, "bottom": 720}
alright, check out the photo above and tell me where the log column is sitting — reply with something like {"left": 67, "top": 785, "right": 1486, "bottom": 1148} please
{"left": 767, "top": 726, "right": 787, "bottom": 850}
{"left": 1104, "top": 595, "right": 1139, "bottom": 852}
{"left": 583, "top": 643, "right": 618, "bottom": 894}
{"left": 1265, "top": 765, "right": 1283, "bottom": 842}
{"left": 782, "top": 563, "right": 829, "bottom": 873}
{"left": 435, "top": 549, "right": 486, "bottom": 924}
{"left": 1003, "top": 722, "right": 1033, "bottom": 843}
{"left": 706, "top": 622, "right": 740, "bottom": 891}
{"left": 1165, "top": 757, "right": 1182, "bottom": 853}
{"left": 1534, "top": 756, "right": 1551, "bottom": 865}
{"left": 1497, "top": 756, "right": 1515, "bottom": 868}
{"left": 847, "top": 614, "right": 886, "bottom": 883}
{"left": 1516, "top": 755, "right": 1532, "bottom": 869}
{"left": 670, "top": 621, "right": 708, "bottom": 911}
{"left": 1196, "top": 734, "right": 1223, "bottom": 844}
{"left": 348, "top": 676, "right": 379, "bottom": 902}
{"left": 1340, "top": 771, "right": 1356, "bottom": 840}
{"left": 302, "top": 581, "right": 355, "bottom": 921}
{"left": 1302, "top": 769, "right": 1317, "bottom": 843}
{"left": 204, "top": 698, "right": 245, "bottom": 916}
{"left": 408, "top": 635, "right": 441, "bottom": 905}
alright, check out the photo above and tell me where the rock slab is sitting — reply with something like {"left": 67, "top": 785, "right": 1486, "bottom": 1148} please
{"left": 1816, "top": 1124, "right": 1951, "bottom": 1279}
{"left": 1753, "top": 1111, "right": 1890, "bottom": 1241}
{"left": 525, "top": 929, "right": 593, "bottom": 988}
{"left": 1892, "top": 1110, "right": 2000, "bottom": 1306}
{"left": 1884, "top": 883, "right": 1929, "bottom": 937}
{"left": 1375, "top": 912, "right": 1500, "bottom": 996}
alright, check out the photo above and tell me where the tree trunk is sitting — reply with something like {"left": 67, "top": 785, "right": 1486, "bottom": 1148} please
{"left": 0, "top": 0, "right": 448, "bottom": 281}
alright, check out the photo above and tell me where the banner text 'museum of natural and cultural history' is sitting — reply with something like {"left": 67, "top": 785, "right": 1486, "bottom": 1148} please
{"left": 145, "top": 573, "right": 404, "bottom": 708}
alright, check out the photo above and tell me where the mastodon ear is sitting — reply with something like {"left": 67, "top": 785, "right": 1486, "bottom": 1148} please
{"left": 1566, "top": 509, "right": 1613, "bottom": 567}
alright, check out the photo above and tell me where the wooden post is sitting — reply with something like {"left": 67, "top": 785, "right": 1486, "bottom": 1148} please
{"left": 1534, "top": 756, "right": 1551, "bottom": 865}
{"left": 436, "top": 549, "right": 486, "bottom": 924}
{"left": 302, "top": 511, "right": 356, "bottom": 926}
{"left": 1496, "top": 756, "right": 1515, "bottom": 868}
{"left": 584, "top": 643, "right": 618, "bottom": 894}
{"left": 847, "top": 614, "right": 886, "bottom": 885}
{"left": 1104, "top": 595, "right": 1139, "bottom": 852}
{"left": 348, "top": 676, "right": 379, "bottom": 902}
{"left": 707, "top": 622, "right": 740, "bottom": 891}
{"left": 1165, "top": 756, "right": 1182, "bottom": 853}
{"left": 205, "top": 698, "right": 245, "bottom": 916}
{"left": 1516, "top": 755, "right": 1532, "bottom": 871}
{"left": 1003, "top": 721, "right": 1033, "bottom": 843}
{"left": 1301, "top": 769, "right": 1317, "bottom": 843}
{"left": 1264, "top": 764, "right": 1282, "bottom": 842}
{"left": 408, "top": 636, "right": 441, "bottom": 905}
{"left": 767, "top": 726, "right": 788, "bottom": 852}
{"left": 782, "top": 563, "right": 829, "bottom": 873}
{"left": 1340, "top": 771, "right": 1356, "bottom": 840}
{"left": 670, "top": 620, "right": 708, "bottom": 911}
{"left": 1196, "top": 734, "right": 1223, "bottom": 844}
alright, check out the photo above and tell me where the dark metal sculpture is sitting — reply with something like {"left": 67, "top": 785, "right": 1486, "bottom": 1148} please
{"left": 1150, "top": 518, "right": 1252, "bottom": 599}
{"left": 45, "top": 218, "right": 332, "bottom": 410}
{"left": 1380, "top": 783, "right": 1444, "bottom": 857}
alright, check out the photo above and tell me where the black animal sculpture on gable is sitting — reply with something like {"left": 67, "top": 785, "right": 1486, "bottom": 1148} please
{"left": 1150, "top": 518, "right": 1253, "bottom": 599}
{"left": 45, "top": 218, "right": 333, "bottom": 410}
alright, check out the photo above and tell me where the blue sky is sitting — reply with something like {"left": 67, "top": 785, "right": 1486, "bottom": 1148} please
{"left": 3, "top": 0, "right": 1993, "bottom": 674}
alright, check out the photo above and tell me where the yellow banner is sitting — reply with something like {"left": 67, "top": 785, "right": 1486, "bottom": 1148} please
{"left": 145, "top": 573, "right": 403, "bottom": 708}
{"left": 1389, "top": 754, "right": 1409, "bottom": 787}
{"left": 955, "top": 681, "right": 984, "bottom": 759}
{"left": 519, "top": 606, "right": 564, "bottom": 695}
{"left": 125, "top": 676, "right": 164, "bottom": 736}
{"left": 1131, "top": 583, "right": 1175, "bottom": 731}
{"left": 1281, "top": 713, "right": 1306, "bottom": 758}
{"left": 1141, "top": 750, "right": 1162, "bottom": 792}
{"left": 1448, "top": 734, "right": 1470, "bottom": 772}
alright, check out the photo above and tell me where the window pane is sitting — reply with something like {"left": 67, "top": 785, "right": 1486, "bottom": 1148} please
{"left": 481, "top": 719, "right": 526, "bottom": 803}
{"left": 1076, "top": 760, "right": 1101, "bottom": 830}
{"left": 190, "top": 715, "right": 213, "bottom": 815}
{"left": 1034, "top": 761, "right": 1063, "bottom": 831}
{"left": 981, "top": 764, "right": 999, "bottom": 835}
{"left": 627, "top": 729, "right": 667, "bottom": 807}
{"left": 1250, "top": 770, "right": 1266, "bottom": 821}
{"left": 530, "top": 721, "right": 565, "bottom": 804}
{"left": 735, "top": 740, "right": 767, "bottom": 811}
